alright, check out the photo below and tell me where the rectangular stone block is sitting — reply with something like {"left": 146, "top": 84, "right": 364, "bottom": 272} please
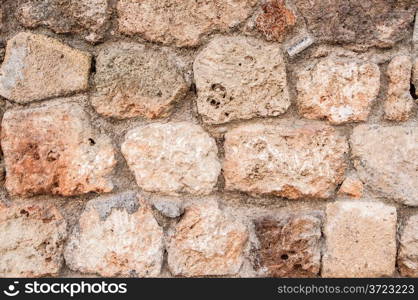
{"left": 223, "top": 123, "right": 348, "bottom": 199}
{"left": 0, "top": 202, "right": 67, "bottom": 277}
{"left": 322, "top": 201, "right": 397, "bottom": 277}
{"left": 254, "top": 213, "right": 322, "bottom": 277}
{"left": 1, "top": 100, "right": 116, "bottom": 197}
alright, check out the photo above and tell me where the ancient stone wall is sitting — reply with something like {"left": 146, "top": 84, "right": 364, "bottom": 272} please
{"left": 0, "top": 0, "right": 417, "bottom": 278}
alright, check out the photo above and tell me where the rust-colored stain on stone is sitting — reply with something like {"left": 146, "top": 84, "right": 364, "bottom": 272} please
{"left": 256, "top": 0, "right": 296, "bottom": 41}
{"left": 254, "top": 213, "right": 322, "bottom": 277}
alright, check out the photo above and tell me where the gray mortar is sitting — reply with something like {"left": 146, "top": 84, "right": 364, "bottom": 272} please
{"left": 86, "top": 190, "right": 139, "bottom": 220}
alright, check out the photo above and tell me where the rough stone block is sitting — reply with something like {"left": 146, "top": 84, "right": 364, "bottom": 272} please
{"left": 117, "top": 0, "right": 257, "bottom": 47}
{"left": 65, "top": 192, "right": 164, "bottom": 277}
{"left": 1, "top": 100, "right": 116, "bottom": 197}
{"left": 254, "top": 213, "right": 322, "bottom": 277}
{"left": 398, "top": 215, "right": 418, "bottom": 277}
{"left": 351, "top": 125, "right": 418, "bottom": 206}
{"left": 92, "top": 43, "right": 187, "bottom": 119}
{"left": 121, "top": 122, "right": 221, "bottom": 196}
{"left": 296, "top": 57, "right": 380, "bottom": 124}
{"left": 17, "top": 0, "right": 110, "bottom": 43}
{"left": 167, "top": 200, "right": 248, "bottom": 276}
{"left": 0, "top": 32, "right": 91, "bottom": 103}
{"left": 384, "top": 55, "right": 414, "bottom": 121}
{"left": 194, "top": 36, "right": 290, "bottom": 124}
{"left": 322, "top": 201, "right": 397, "bottom": 277}
{"left": 0, "top": 202, "right": 67, "bottom": 277}
{"left": 223, "top": 123, "right": 348, "bottom": 199}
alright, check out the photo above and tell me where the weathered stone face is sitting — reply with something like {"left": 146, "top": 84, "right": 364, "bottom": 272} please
{"left": 223, "top": 123, "right": 348, "bottom": 199}
{"left": 117, "top": 0, "right": 257, "bottom": 47}
{"left": 351, "top": 125, "right": 418, "bottom": 206}
{"left": 294, "top": 0, "right": 416, "bottom": 49}
{"left": 296, "top": 57, "right": 380, "bottom": 124}
{"left": 398, "top": 215, "right": 418, "bottom": 277}
{"left": 17, "top": 0, "right": 110, "bottom": 43}
{"left": 384, "top": 55, "right": 414, "bottom": 121}
{"left": 194, "top": 36, "right": 290, "bottom": 124}
{"left": 167, "top": 200, "right": 248, "bottom": 277}
{"left": 65, "top": 192, "right": 164, "bottom": 277}
{"left": 1, "top": 100, "right": 116, "bottom": 197}
{"left": 337, "top": 176, "right": 363, "bottom": 199}
{"left": 322, "top": 201, "right": 397, "bottom": 278}
{"left": 92, "top": 43, "right": 188, "bottom": 120}
{"left": 0, "top": 32, "right": 91, "bottom": 103}
{"left": 0, "top": 202, "right": 67, "bottom": 277}
{"left": 121, "top": 122, "right": 221, "bottom": 196}
{"left": 255, "top": 0, "right": 296, "bottom": 42}
{"left": 254, "top": 213, "right": 322, "bottom": 277}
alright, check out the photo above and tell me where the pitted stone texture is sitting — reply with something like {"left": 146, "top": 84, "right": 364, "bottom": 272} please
{"left": 65, "top": 192, "right": 164, "bottom": 277}
{"left": 92, "top": 43, "right": 188, "bottom": 120}
{"left": 398, "top": 215, "right": 418, "bottom": 277}
{"left": 167, "top": 200, "right": 248, "bottom": 277}
{"left": 0, "top": 203, "right": 67, "bottom": 277}
{"left": 351, "top": 125, "right": 418, "bottom": 206}
{"left": 1, "top": 101, "right": 116, "bottom": 197}
{"left": 117, "top": 0, "right": 257, "bottom": 47}
{"left": 17, "top": 0, "right": 110, "bottom": 43}
{"left": 223, "top": 124, "right": 348, "bottom": 199}
{"left": 254, "top": 213, "right": 322, "bottom": 277}
{"left": 337, "top": 176, "right": 363, "bottom": 199}
{"left": 255, "top": 0, "right": 296, "bottom": 42}
{"left": 296, "top": 57, "right": 380, "bottom": 124}
{"left": 384, "top": 55, "right": 414, "bottom": 121}
{"left": 322, "top": 201, "right": 397, "bottom": 277}
{"left": 194, "top": 36, "right": 290, "bottom": 124}
{"left": 294, "top": 0, "right": 416, "bottom": 49}
{"left": 121, "top": 122, "right": 221, "bottom": 196}
{"left": 0, "top": 32, "right": 91, "bottom": 103}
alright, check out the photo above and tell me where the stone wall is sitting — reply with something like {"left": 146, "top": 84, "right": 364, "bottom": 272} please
{"left": 0, "top": 0, "right": 417, "bottom": 278}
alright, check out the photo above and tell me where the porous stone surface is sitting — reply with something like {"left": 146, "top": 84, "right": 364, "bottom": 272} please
{"left": 296, "top": 57, "right": 380, "bottom": 124}
{"left": 337, "top": 176, "right": 364, "bottom": 199}
{"left": 65, "top": 192, "right": 164, "bottom": 277}
{"left": 398, "top": 215, "right": 418, "bottom": 277}
{"left": 254, "top": 213, "right": 322, "bottom": 277}
{"left": 0, "top": 32, "right": 91, "bottom": 103}
{"left": 322, "top": 201, "right": 397, "bottom": 278}
{"left": 351, "top": 125, "right": 418, "bottom": 206}
{"left": 167, "top": 200, "right": 248, "bottom": 277}
{"left": 255, "top": 0, "right": 296, "bottom": 42}
{"left": 121, "top": 122, "right": 221, "bottom": 196}
{"left": 117, "top": 0, "right": 257, "bottom": 47}
{"left": 0, "top": 202, "right": 67, "bottom": 277}
{"left": 223, "top": 123, "right": 348, "bottom": 199}
{"left": 194, "top": 36, "right": 290, "bottom": 124}
{"left": 384, "top": 55, "right": 414, "bottom": 121}
{"left": 1, "top": 101, "right": 116, "bottom": 197}
{"left": 16, "top": 0, "right": 110, "bottom": 43}
{"left": 92, "top": 43, "right": 188, "bottom": 120}
{"left": 294, "top": 0, "right": 416, "bottom": 49}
